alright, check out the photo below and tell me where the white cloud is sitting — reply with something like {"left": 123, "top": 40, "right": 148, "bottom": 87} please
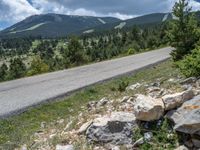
{"left": 0, "top": 0, "right": 39, "bottom": 23}
{"left": 108, "top": 12, "right": 136, "bottom": 20}
{"left": 167, "top": 0, "right": 200, "bottom": 12}
{"left": 1, "top": 0, "right": 200, "bottom": 29}
{"left": 190, "top": 0, "right": 200, "bottom": 11}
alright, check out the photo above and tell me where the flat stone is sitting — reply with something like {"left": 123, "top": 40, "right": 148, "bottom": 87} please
{"left": 86, "top": 111, "right": 136, "bottom": 145}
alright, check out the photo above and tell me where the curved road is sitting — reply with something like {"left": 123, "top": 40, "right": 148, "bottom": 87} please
{"left": 0, "top": 47, "right": 173, "bottom": 118}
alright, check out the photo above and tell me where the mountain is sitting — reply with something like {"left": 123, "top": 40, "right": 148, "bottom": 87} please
{"left": 0, "top": 13, "right": 120, "bottom": 38}
{"left": 81, "top": 13, "right": 174, "bottom": 34}
{"left": 2, "top": 11, "right": 199, "bottom": 38}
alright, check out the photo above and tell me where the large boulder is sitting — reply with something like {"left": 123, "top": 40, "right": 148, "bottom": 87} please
{"left": 133, "top": 94, "right": 164, "bottom": 121}
{"left": 86, "top": 111, "right": 136, "bottom": 145}
{"left": 166, "top": 95, "right": 200, "bottom": 135}
{"left": 162, "top": 90, "right": 194, "bottom": 111}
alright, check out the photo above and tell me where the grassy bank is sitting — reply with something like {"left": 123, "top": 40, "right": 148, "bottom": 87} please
{"left": 0, "top": 60, "right": 182, "bottom": 149}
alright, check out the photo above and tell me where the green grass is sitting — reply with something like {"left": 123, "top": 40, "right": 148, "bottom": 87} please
{"left": 0, "top": 61, "right": 182, "bottom": 149}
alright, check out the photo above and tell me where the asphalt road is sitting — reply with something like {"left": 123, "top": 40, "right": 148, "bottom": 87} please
{"left": 0, "top": 47, "right": 173, "bottom": 118}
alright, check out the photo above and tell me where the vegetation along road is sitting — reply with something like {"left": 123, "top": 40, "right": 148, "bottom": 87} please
{"left": 0, "top": 47, "right": 172, "bottom": 118}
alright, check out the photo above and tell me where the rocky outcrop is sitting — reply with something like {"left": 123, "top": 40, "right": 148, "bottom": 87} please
{"left": 133, "top": 94, "right": 164, "bottom": 121}
{"left": 162, "top": 90, "right": 194, "bottom": 110}
{"left": 86, "top": 112, "right": 137, "bottom": 145}
{"left": 166, "top": 95, "right": 200, "bottom": 135}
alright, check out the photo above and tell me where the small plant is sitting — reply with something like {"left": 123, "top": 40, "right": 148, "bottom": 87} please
{"left": 118, "top": 80, "right": 129, "bottom": 92}
{"left": 127, "top": 48, "right": 135, "bottom": 55}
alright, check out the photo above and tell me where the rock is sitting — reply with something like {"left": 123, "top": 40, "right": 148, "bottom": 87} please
{"left": 111, "top": 146, "right": 120, "bottom": 150}
{"left": 174, "top": 145, "right": 189, "bottom": 150}
{"left": 182, "top": 84, "right": 193, "bottom": 91}
{"left": 194, "top": 89, "right": 200, "bottom": 96}
{"left": 147, "top": 87, "right": 161, "bottom": 93}
{"left": 132, "top": 138, "right": 144, "bottom": 147}
{"left": 192, "top": 138, "right": 200, "bottom": 148}
{"left": 119, "top": 96, "right": 131, "bottom": 103}
{"left": 86, "top": 111, "right": 136, "bottom": 145}
{"left": 87, "top": 98, "right": 109, "bottom": 110}
{"left": 150, "top": 82, "right": 160, "bottom": 87}
{"left": 162, "top": 90, "right": 194, "bottom": 110}
{"left": 126, "top": 83, "right": 141, "bottom": 90}
{"left": 96, "top": 97, "right": 109, "bottom": 107}
{"left": 196, "top": 79, "right": 200, "bottom": 88}
{"left": 144, "top": 132, "right": 153, "bottom": 141}
{"left": 56, "top": 144, "right": 74, "bottom": 150}
{"left": 78, "top": 120, "right": 93, "bottom": 134}
{"left": 180, "top": 77, "right": 197, "bottom": 85}
{"left": 133, "top": 94, "right": 164, "bottom": 121}
{"left": 168, "top": 78, "right": 179, "bottom": 83}
{"left": 40, "top": 121, "right": 46, "bottom": 128}
{"left": 166, "top": 95, "right": 200, "bottom": 135}
{"left": 57, "top": 119, "right": 65, "bottom": 124}
{"left": 20, "top": 145, "right": 27, "bottom": 150}
{"left": 184, "top": 140, "right": 194, "bottom": 148}
{"left": 87, "top": 101, "right": 97, "bottom": 110}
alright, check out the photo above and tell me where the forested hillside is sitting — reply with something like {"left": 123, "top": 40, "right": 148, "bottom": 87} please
{"left": 0, "top": 23, "right": 168, "bottom": 82}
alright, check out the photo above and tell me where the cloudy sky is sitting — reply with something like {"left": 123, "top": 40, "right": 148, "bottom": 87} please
{"left": 0, "top": 0, "right": 200, "bottom": 30}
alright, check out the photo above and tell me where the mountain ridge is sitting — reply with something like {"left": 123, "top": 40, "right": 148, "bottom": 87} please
{"left": 1, "top": 11, "right": 199, "bottom": 38}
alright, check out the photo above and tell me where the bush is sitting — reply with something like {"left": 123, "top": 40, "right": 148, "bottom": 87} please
{"left": 27, "top": 56, "right": 49, "bottom": 76}
{"left": 118, "top": 80, "right": 129, "bottom": 92}
{"left": 177, "top": 46, "right": 200, "bottom": 77}
{"left": 127, "top": 48, "right": 135, "bottom": 55}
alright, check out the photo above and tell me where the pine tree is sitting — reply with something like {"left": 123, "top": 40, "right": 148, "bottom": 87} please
{"left": 167, "top": 0, "right": 199, "bottom": 61}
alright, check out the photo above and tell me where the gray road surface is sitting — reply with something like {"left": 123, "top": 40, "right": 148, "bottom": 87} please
{"left": 0, "top": 47, "right": 173, "bottom": 118}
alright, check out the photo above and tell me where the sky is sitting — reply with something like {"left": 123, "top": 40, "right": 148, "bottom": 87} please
{"left": 0, "top": 0, "right": 200, "bottom": 30}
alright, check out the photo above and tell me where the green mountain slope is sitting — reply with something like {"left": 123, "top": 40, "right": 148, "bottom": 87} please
{"left": 81, "top": 13, "right": 173, "bottom": 34}
{"left": 0, "top": 14, "right": 120, "bottom": 38}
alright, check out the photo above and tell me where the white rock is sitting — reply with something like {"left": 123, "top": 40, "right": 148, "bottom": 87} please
{"left": 111, "top": 146, "right": 120, "bottom": 150}
{"left": 20, "top": 145, "right": 27, "bottom": 150}
{"left": 78, "top": 120, "right": 93, "bottom": 134}
{"left": 133, "top": 94, "right": 164, "bottom": 121}
{"left": 126, "top": 83, "right": 141, "bottom": 90}
{"left": 96, "top": 97, "right": 109, "bottom": 107}
{"left": 162, "top": 90, "right": 194, "bottom": 110}
{"left": 133, "top": 138, "right": 144, "bottom": 147}
{"left": 119, "top": 96, "right": 131, "bottom": 103}
{"left": 144, "top": 132, "right": 153, "bottom": 141}
{"left": 56, "top": 144, "right": 74, "bottom": 150}
{"left": 174, "top": 145, "right": 188, "bottom": 150}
